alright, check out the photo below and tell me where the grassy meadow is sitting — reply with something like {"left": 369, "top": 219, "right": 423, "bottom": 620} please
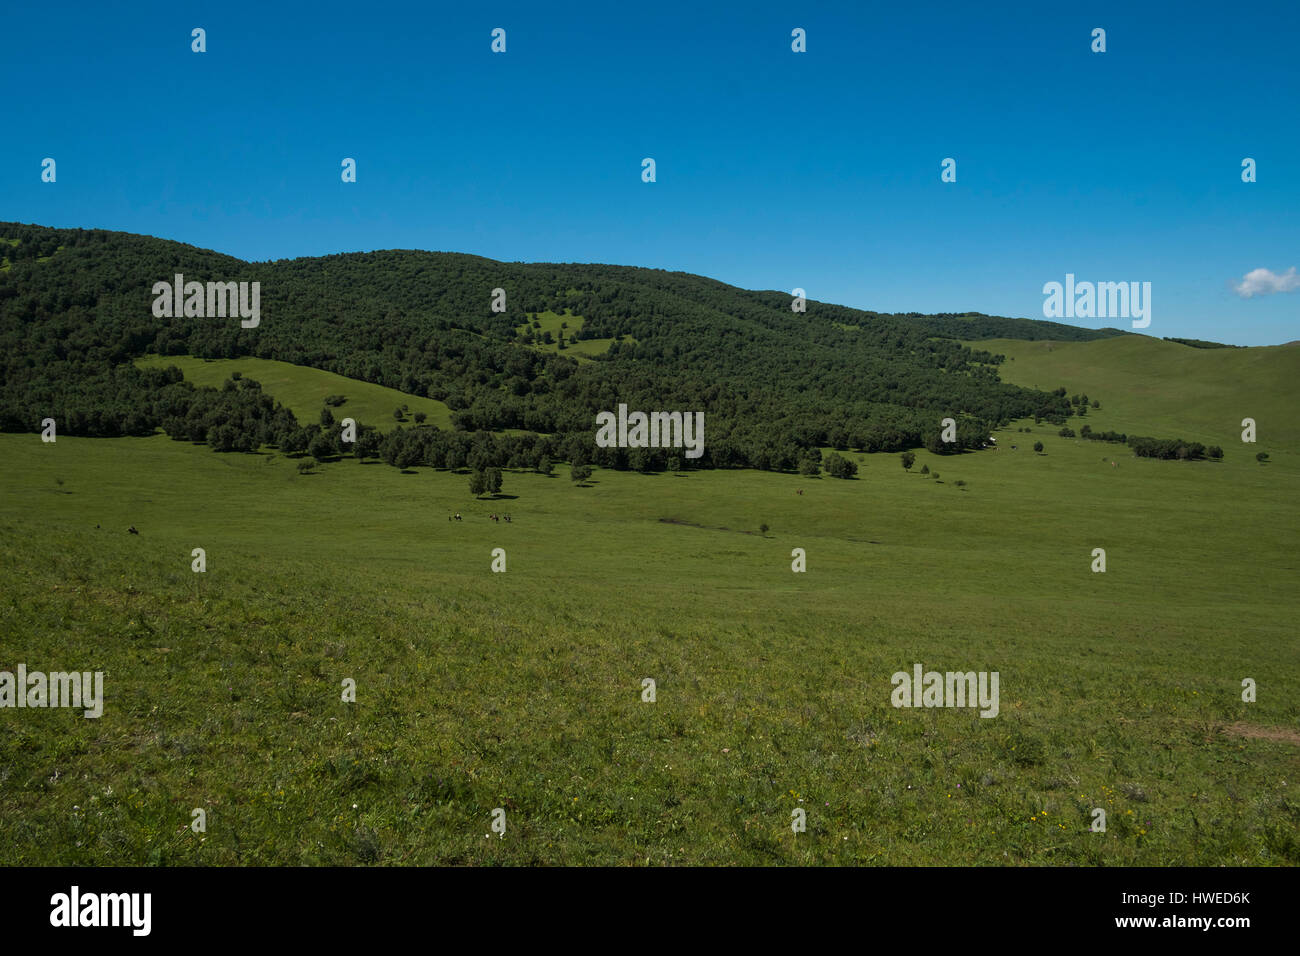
{"left": 516, "top": 309, "right": 622, "bottom": 360}
{"left": 134, "top": 355, "right": 455, "bottom": 431}
{"left": 2, "top": 335, "right": 1298, "bottom": 865}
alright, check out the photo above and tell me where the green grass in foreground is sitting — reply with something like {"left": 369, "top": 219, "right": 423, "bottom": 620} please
{"left": 2, "top": 392, "right": 1296, "bottom": 863}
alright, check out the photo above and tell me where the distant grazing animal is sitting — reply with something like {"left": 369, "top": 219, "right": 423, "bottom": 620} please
{"left": 127, "top": 526, "right": 139, "bottom": 535}
{"left": 796, "top": 489, "right": 804, "bottom": 496}
{"left": 504, "top": 514, "right": 511, "bottom": 522}
{"left": 454, "top": 513, "right": 462, "bottom": 521}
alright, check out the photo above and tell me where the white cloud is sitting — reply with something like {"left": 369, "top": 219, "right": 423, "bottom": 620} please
{"left": 1233, "top": 266, "right": 1300, "bottom": 298}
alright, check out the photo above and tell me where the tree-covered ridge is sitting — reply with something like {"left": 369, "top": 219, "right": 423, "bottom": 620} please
{"left": 0, "top": 222, "right": 1102, "bottom": 469}
{"left": 1162, "top": 336, "right": 1242, "bottom": 350}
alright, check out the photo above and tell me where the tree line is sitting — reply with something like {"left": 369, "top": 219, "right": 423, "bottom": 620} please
{"left": 1080, "top": 425, "right": 1223, "bottom": 460}
{"left": 2, "top": 223, "right": 1106, "bottom": 471}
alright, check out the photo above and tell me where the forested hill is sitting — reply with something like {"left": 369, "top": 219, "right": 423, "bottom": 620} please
{"left": 0, "top": 222, "right": 1118, "bottom": 471}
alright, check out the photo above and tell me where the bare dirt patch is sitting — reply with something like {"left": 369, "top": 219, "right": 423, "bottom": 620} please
{"left": 1223, "top": 722, "right": 1300, "bottom": 745}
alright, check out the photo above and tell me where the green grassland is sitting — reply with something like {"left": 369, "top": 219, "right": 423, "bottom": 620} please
{"left": 134, "top": 354, "right": 455, "bottom": 431}
{"left": 517, "top": 309, "right": 623, "bottom": 360}
{"left": 2, "top": 341, "right": 1298, "bottom": 866}
{"left": 968, "top": 335, "right": 1300, "bottom": 463}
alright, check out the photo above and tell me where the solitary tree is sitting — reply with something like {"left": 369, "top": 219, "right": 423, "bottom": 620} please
{"left": 414, "top": 411, "right": 427, "bottom": 424}
{"left": 901, "top": 452, "right": 916, "bottom": 471}
{"left": 759, "top": 523, "right": 769, "bottom": 536}
{"left": 486, "top": 467, "right": 503, "bottom": 495}
{"left": 469, "top": 470, "right": 488, "bottom": 497}
{"left": 1033, "top": 441, "right": 1044, "bottom": 453}
{"left": 1256, "top": 451, "right": 1270, "bottom": 463}
{"left": 571, "top": 464, "right": 593, "bottom": 484}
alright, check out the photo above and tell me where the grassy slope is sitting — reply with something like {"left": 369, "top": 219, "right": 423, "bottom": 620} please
{"left": 135, "top": 355, "right": 454, "bottom": 431}
{"left": 516, "top": 309, "right": 621, "bottom": 361}
{"left": 2, "top": 340, "right": 1297, "bottom": 866}
{"left": 969, "top": 335, "right": 1300, "bottom": 463}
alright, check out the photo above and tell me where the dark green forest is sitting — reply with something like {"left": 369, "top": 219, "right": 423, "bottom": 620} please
{"left": 0, "top": 222, "right": 1124, "bottom": 473}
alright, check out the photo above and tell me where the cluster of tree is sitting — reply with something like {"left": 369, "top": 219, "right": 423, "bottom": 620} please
{"left": 468, "top": 467, "right": 503, "bottom": 497}
{"left": 822, "top": 451, "right": 858, "bottom": 478}
{"left": 1079, "top": 426, "right": 1127, "bottom": 443}
{"left": 922, "top": 416, "right": 993, "bottom": 455}
{"left": 0, "top": 229, "right": 60, "bottom": 263}
{"left": 1, "top": 223, "right": 1105, "bottom": 470}
{"left": 1080, "top": 425, "right": 1222, "bottom": 460}
{"left": 159, "top": 373, "right": 298, "bottom": 452}
{"left": 1128, "top": 436, "right": 1221, "bottom": 461}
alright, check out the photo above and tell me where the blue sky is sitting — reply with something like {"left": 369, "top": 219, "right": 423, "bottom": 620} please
{"left": 3, "top": 0, "right": 1297, "bottom": 345}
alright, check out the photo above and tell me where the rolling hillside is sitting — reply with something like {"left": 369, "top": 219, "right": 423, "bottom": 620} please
{"left": 974, "top": 336, "right": 1300, "bottom": 462}
{"left": 2, "top": 222, "right": 1110, "bottom": 468}
{"left": 2, "top": 225, "right": 1297, "bottom": 867}
{"left": 134, "top": 355, "right": 455, "bottom": 431}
